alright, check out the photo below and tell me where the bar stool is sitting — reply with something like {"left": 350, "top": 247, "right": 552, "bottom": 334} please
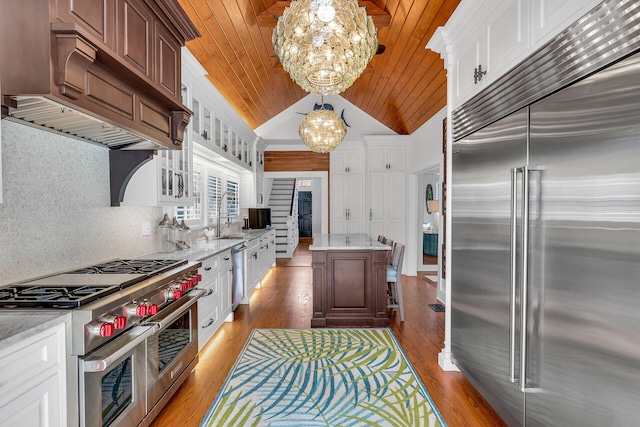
{"left": 383, "top": 238, "right": 394, "bottom": 264}
{"left": 387, "top": 243, "right": 405, "bottom": 322}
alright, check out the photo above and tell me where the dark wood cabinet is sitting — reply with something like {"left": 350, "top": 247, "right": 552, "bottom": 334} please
{"left": 118, "top": 0, "right": 154, "bottom": 79}
{"left": 311, "top": 249, "right": 389, "bottom": 328}
{"left": 2, "top": 0, "right": 199, "bottom": 149}
{"left": 155, "top": 21, "right": 181, "bottom": 98}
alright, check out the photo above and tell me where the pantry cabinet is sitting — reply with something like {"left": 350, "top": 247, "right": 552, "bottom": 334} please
{"left": 368, "top": 144, "right": 406, "bottom": 172}
{"left": 330, "top": 145, "right": 365, "bottom": 234}
{"left": 330, "top": 147, "right": 364, "bottom": 174}
{"left": 0, "top": 322, "right": 67, "bottom": 427}
{"left": 363, "top": 138, "right": 407, "bottom": 244}
{"left": 331, "top": 174, "right": 364, "bottom": 235}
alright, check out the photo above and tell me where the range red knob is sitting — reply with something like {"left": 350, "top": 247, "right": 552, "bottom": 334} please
{"left": 136, "top": 304, "right": 148, "bottom": 317}
{"left": 173, "top": 290, "right": 182, "bottom": 300}
{"left": 100, "top": 323, "right": 115, "bottom": 337}
{"left": 180, "top": 281, "right": 189, "bottom": 292}
{"left": 113, "top": 316, "right": 127, "bottom": 329}
{"left": 196, "top": 274, "right": 202, "bottom": 283}
{"left": 147, "top": 303, "right": 159, "bottom": 315}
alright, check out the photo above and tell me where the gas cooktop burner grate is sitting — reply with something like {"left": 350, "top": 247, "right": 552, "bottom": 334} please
{"left": 0, "top": 284, "right": 120, "bottom": 308}
{"left": 69, "top": 259, "right": 186, "bottom": 275}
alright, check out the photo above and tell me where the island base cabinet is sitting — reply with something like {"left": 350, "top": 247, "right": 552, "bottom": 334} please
{"left": 311, "top": 250, "right": 389, "bottom": 328}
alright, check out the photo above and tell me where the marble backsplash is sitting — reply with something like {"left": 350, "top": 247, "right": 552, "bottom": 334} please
{"left": 0, "top": 121, "right": 165, "bottom": 285}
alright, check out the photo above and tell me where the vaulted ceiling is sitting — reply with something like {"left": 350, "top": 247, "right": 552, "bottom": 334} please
{"left": 178, "top": 0, "right": 460, "bottom": 135}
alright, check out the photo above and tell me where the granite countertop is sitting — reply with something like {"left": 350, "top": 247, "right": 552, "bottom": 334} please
{"left": 0, "top": 311, "right": 70, "bottom": 348}
{"left": 139, "top": 228, "right": 275, "bottom": 261}
{"left": 309, "top": 233, "right": 392, "bottom": 251}
{"left": 0, "top": 229, "right": 275, "bottom": 347}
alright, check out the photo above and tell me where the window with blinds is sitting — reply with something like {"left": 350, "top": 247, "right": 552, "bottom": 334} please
{"left": 207, "top": 175, "right": 222, "bottom": 221}
{"left": 226, "top": 180, "right": 239, "bottom": 217}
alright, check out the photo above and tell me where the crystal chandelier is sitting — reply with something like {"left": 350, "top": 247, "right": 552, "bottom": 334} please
{"left": 272, "top": 0, "right": 378, "bottom": 95}
{"left": 298, "top": 107, "right": 347, "bottom": 153}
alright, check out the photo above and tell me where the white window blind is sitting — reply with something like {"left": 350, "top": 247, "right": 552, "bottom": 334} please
{"left": 226, "top": 180, "right": 239, "bottom": 216}
{"left": 207, "top": 175, "right": 223, "bottom": 221}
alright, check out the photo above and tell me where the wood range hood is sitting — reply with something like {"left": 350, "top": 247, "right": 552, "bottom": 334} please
{"left": 1, "top": 0, "right": 199, "bottom": 152}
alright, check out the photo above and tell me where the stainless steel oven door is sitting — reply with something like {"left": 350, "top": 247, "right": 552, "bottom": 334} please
{"left": 79, "top": 324, "right": 158, "bottom": 427}
{"left": 146, "top": 288, "right": 204, "bottom": 413}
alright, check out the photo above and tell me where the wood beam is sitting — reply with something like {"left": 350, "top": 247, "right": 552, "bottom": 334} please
{"left": 257, "top": 1, "right": 391, "bottom": 28}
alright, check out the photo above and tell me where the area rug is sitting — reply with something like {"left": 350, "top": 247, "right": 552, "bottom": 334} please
{"left": 200, "top": 328, "right": 447, "bottom": 427}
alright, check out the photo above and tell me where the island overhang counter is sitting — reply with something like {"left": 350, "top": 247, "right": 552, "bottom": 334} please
{"left": 309, "top": 233, "right": 392, "bottom": 327}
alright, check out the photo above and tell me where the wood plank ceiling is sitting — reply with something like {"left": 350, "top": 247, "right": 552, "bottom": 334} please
{"left": 178, "top": 0, "right": 460, "bottom": 135}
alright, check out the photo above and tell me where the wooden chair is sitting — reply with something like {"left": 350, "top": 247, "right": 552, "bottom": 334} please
{"left": 387, "top": 243, "right": 405, "bottom": 322}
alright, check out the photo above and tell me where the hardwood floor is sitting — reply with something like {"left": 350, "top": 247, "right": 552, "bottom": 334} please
{"left": 151, "top": 239, "right": 507, "bottom": 427}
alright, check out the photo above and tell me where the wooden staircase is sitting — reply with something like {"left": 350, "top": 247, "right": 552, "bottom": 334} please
{"left": 267, "top": 178, "right": 298, "bottom": 258}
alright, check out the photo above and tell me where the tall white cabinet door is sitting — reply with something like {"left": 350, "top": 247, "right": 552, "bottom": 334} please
{"left": 368, "top": 172, "right": 405, "bottom": 243}
{"left": 368, "top": 173, "right": 387, "bottom": 223}
{"left": 330, "top": 173, "right": 364, "bottom": 234}
{"left": 345, "top": 174, "right": 363, "bottom": 233}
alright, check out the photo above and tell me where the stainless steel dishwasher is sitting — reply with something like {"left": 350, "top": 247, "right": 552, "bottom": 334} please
{"left": 231, "top": 242, "right": 246, "bottom": 310}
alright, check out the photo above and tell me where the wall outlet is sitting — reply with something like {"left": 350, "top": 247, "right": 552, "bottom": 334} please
{"left": 142, "top": 222, "right": 151, "bottom": 236}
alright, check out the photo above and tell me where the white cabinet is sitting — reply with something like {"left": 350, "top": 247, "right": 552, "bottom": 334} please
{"left": 531, "top": 0, "right": 602, "bottom": 48}
{"left": 0, "top": 323, "right": 67, "bottom": 427}
{"left": 453, "top": 0, "right": 528, "bottom": 105}
{"left": 368, "top": 145, "right": 406, "bottom": 171}
{"left": 330, "top": 145, "right": 365, "bottom": 234}
{"left": 156, "top": 130, "right": 193, "bottom": 204}
{"left": 197, "top": 249, "right": 233, "bottom": 349}
{"left": 368, "top": 171, "right": 406, "bottom": 243}
{"left": 240, "top": 141, "right": 266, "bottom": 208}
{"left": 432, "top": 0, "right": 602, "bottom": 107}
{"left": 330, "top": 147, "right": 364, "bottom": 174}
{"left": 245, "top": 230, "right": 276, "bottom": 296}
{"left": 364, "top": 139, "right": 407, "bottom": 244}
{"left": 331, "top": 174, "right": 364, "bottom": 235}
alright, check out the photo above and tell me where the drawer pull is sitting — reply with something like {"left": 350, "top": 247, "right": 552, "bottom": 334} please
{"left": 203, "top": 289, "right": 214, "bottom": 297}
{"left": 202, "top": 318, "right": 215, "bottom": 329}
{"left": 204, "top": 267, "right": 212, "bottom": 271}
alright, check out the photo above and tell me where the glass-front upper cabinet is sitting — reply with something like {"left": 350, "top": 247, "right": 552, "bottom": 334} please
{"left": 155, "top": 83, "right": 192, "bottom": 204}
{"left": 191, "top": 97, "right": 200, "bottom": 138}
{"left": 214, "top": 117, "right": 222, "bottom": 148}
{"left": 223, "top": 124, "right": 230, "bottom": 153}
{"left": 202, "top": 107, "right": 211, "bottom": 141}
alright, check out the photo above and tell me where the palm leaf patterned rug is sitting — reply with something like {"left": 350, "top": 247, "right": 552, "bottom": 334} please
{"left": 200, "top": 328, "right": 447, "bottom": 426}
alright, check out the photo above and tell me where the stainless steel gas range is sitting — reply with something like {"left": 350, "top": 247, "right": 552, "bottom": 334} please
{"left": 0, "top": 259, "right": 204, "bottom": 427}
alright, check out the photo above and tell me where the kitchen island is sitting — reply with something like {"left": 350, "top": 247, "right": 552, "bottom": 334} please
{"left": 309, "top": 233, "right": 391, "bottom": 327}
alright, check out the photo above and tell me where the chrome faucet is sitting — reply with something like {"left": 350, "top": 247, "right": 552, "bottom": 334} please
{"left": 216, "top": 191, "right": 229, "bottom": 238}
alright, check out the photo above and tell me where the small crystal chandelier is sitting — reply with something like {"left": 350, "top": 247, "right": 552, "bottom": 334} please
{"left": 273, "top": 0, "right": 378, "bottom": 95}
{"left": 298, "top": 106, "right": 347, "bottom": 153}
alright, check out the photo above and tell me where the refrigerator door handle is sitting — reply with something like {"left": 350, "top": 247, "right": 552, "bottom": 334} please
{"left": 509, "top": 167, "right": 522, "bottom": 383}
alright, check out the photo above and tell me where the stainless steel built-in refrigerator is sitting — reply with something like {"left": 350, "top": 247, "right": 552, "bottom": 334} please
{"left": 451, "top": 52, "right": 640, "bottom": 425}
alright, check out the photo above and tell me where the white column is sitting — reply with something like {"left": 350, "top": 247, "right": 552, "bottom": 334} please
{"left": 427, "top": 28, "right": 459, "bottom": 372}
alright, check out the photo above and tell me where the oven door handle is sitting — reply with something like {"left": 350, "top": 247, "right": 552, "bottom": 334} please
{"left": 82, "top": 325, "right": 158, "bottom": 372}
{"left": 146, "top": 288, "right": 204, "bottom": 330}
